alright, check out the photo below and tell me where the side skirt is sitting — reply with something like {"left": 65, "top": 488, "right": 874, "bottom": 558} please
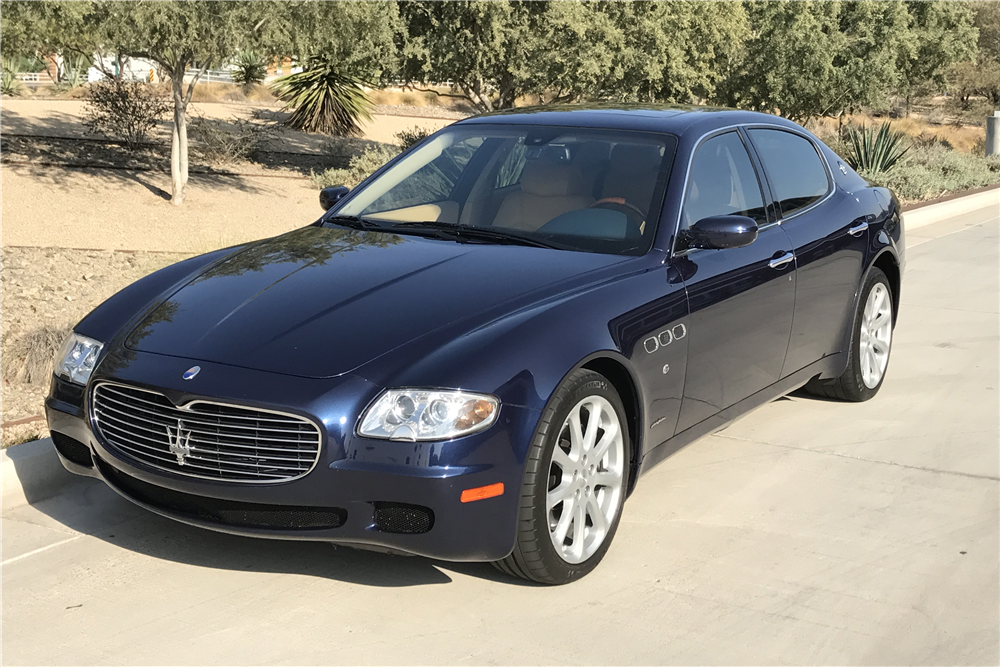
{"left": 636, "top": 352, "right": 846, "bottom": 478}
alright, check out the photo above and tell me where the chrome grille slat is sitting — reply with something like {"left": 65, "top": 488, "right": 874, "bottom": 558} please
{"left": 99, "top": 385, "right": 314, "bottom": 425}
{"left": 91, "top": 382, "right": 321, "bottom": 483}
{"left": 96, "top": 409, "right": 319, "bottom": 447}
{"left": 96, "top": 391, "right": 314, "bottom": 433}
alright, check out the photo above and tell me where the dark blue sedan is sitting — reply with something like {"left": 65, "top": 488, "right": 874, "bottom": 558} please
{"left": 46, "top": 106, "right": 904, "bottom": 584}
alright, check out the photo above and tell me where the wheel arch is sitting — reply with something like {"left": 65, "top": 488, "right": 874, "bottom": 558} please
{"left": 872, "top": 248, "right": 901, "bottom": 326}
{"left": 578, "top": 353, "right": 643, "bottom": 496}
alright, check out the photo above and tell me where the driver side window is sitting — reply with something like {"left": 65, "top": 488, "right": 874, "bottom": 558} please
{"left": 682, "top": 132, "right": 766, "bottom": 230}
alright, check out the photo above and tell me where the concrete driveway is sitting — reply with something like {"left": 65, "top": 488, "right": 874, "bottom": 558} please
{"left": 3, "top": 209, "right": 997, "bottom": 665}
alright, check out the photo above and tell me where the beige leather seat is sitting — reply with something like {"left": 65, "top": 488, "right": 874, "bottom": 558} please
{"left": 492, "top": 161, "right": 593, "bottom": 232}
{"left": 600, "top": 144, "right": 663, "bottom": 215}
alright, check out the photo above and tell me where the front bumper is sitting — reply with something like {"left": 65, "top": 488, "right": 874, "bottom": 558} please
{"left": 45, "top": 353, "right": 540, "bottom": 562}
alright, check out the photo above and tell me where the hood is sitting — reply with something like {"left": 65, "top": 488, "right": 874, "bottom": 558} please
{"left": 126, "top": 226, "right": 626, "bottom": 378}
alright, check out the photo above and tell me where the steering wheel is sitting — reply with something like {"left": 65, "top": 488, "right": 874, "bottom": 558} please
{"left": 588, "top": 197, "right": 647, "bottom": 235}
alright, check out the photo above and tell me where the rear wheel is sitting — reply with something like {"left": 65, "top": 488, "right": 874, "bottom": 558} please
{"left": 493, "top": 369, "right": 629, "bottom": 584}
{"left": 805, "top": 267, "right": 893, "bottom": 402}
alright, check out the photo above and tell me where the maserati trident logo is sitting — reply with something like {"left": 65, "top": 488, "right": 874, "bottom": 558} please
{"left": 182, "top": 366, "right": 201, "bottom": 380}
{"left": 166, "top": 421, "right": 193, "bottom": 465}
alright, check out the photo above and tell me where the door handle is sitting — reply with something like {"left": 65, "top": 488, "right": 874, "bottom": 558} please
{"left": 848, "top": 221, "right": 869, "bottom": 237}
{"left": 768, "top": 252, "right": 794, "bottom": 270}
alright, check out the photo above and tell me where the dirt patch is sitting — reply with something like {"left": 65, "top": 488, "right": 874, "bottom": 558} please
{"left": 0, "top": 164, "right": 321, "bottom": 251}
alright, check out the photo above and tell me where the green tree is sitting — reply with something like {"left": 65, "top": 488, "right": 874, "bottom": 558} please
{"left": 1, "top": 1, "right": 399, "bottom": 205}
{"left": 717, "top": 1, "right": 909, "bottom": 122}
{"left": 1, "top": 1, "right": 261, "bottom": 205}
{"left": 895, "top": 1, "right": 978, "bottom": 114}
{"left": 257, "top": 1, "right": 401, "bottom": 83}
{"left": 596, "top": 1, "right": 748, "bottom": 103}
{"left": 399, "top": 1, "right": 542, "bottom": 112}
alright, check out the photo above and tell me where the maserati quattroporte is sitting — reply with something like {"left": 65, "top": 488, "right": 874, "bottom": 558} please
{"left": 47, "top": 106, "right": 903, "bottom": 584}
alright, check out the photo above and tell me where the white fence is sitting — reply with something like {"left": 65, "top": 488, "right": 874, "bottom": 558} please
{"left": 184, "top": 69, "right": 234, "bottom": 84}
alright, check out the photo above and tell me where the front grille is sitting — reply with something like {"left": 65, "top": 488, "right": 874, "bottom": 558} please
{"left": 97, "top": 458, "right": 345, "bottom": 530}
{"left": 91, "top": 382, "right": 321, "bottom": 483}
{"left": 373, "top": 502, "right": 434, "bottom": 534}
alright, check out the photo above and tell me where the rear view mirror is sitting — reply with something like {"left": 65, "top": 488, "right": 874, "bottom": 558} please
{"left": 681, "top": 215, "right": 758, "bottom": 250}
{"left": 320, "top": 186, "right": 350, "bottom": 211}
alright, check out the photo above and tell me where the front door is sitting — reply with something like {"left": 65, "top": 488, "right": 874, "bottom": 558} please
{"left": 671, "top": 130, "right": 796, "bottom": 433}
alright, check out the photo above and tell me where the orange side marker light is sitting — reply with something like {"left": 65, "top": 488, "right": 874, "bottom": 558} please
{"left": 460, "top": 482, "right": 504, "bottom": 503}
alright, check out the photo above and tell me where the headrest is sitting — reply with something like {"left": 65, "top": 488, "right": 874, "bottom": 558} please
{"left": 609, "top": 143, "right": 663, "bottom": 174}
{"left": 520, "top": 161, "right": 586, "bottom": 197}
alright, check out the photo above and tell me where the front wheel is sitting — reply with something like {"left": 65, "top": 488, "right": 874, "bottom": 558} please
{"left": 493, "top": 369, "right": 630, "bottom": 584}
{"left": 805, "top": 267, "right": 894, "bottom": 402}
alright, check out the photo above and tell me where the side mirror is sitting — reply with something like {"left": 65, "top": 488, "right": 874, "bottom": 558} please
{"left": 319, "top": 185, "right": 350, "bottom": 211}
{"left": 681, "top": 215, "right": 758, "bottom": 250}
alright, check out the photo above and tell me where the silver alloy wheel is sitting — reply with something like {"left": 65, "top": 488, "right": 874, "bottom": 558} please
{"left": 859, "top": 282, "right": 892, "bottom": 389}
{"left": 546, "top": 395, "right": 625, "bottom": 564}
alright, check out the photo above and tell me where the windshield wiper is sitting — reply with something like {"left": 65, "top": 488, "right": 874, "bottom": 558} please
{"left": 323, "top": 214, "right": 387, "bottom": 231}
{"left": 390, "top": 221, "right": 562, "bottom": 250}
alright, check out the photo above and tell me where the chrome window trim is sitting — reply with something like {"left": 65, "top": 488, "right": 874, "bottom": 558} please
{"left": 669, "top": 122, "right": 836, "bottom": 258}
{"left": 89, "top": 380, "right": 324, "bottom": 485}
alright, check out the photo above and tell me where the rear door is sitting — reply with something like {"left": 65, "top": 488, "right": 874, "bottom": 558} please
{"left": 745, "top": 127, "right": 869, "bottom": 375}
{"left": 672, "top": 130, "right": 796, "bottom": 434}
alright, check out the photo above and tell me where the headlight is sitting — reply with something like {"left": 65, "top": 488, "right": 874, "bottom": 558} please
{"left": 358, "top": 389, "right": 499, "bottom": 441}
{"left": 55, "top": 332, "right": 104, "bottom": 385}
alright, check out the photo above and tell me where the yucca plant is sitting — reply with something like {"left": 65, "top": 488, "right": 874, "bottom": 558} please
{"left": 270, "top": 58, "right": 373, "bottom": 136}
{"left": 844, "top": 122, "right": 910, "bottom": 173}
{"left": 231, "top": 50, "right": 267, "bottom": 91}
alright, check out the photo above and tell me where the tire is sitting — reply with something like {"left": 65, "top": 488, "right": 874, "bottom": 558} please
{"left": 493, "top": 369, "right": 630, "bottom": 584}
{"left": 804, "top": 267, "right": 894, "bottom": 402}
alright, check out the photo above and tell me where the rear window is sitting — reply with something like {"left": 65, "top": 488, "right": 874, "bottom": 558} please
{"left": 747, "top": 129, "right": 830, "bottom": 217}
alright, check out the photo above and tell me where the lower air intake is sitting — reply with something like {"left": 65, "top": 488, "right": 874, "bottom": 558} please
{"left": 52, "top": 432, "right": 94, "bottom": 468}
{"left": 373, "top": 502, "right": 434, "bottom": 534}
{"left": 96, "top": 458, "right": 345, "bottom": 530}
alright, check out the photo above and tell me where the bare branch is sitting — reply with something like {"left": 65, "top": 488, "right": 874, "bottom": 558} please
{"left": 402, "top": 81, "right": 469, "bottom": 101}
{"left": 184, "top": 63, "right": 209, "bottom": 107}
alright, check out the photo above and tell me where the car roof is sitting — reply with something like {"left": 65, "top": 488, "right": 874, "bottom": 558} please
{"left": 453, "top": 103, "right": 805, "bottom": 139}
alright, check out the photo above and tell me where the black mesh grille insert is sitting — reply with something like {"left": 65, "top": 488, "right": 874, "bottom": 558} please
{"left": 96, "top": 458, "right": 345, "bottom": 530}
{"left": 373, "top": 502, "right": 434, "bottom": 534}
{"left": 52, "top": 432, "right": 94, "bottom": 468}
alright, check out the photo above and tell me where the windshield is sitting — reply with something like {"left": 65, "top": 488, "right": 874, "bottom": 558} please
{"left": 336, "top": 125, "right": 677, "bottom": 256}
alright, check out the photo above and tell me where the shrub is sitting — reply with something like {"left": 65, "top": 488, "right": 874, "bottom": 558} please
{"left": 270, "top": 57, "right": 373, "bottom": 136}
{"left": 395, "top": 125, "right": 432, "bottom": 150}
{"left": 83, "top": 78, "right": 169, "bottom": 149}
{"left": 0, "top": 69, "right": 23, "bottom": 96}
{"left": 189, "top": 114, "right": 277, "bottom": 165}
{"left": 0, "top": 56, "right": 29, "bottom": 96}
{"left": 0, "top": 325, "right": 72, "bottom": 385}
{"left": 845, "top": 122, "right": 910, "bottom": 173}
{"left": 862, "top": 143, "right": 1000, "bottom": 202}
{"left": 231, "top": 50, "right": 267, "bottom": 91}
{"left": 311, "top": 144, "right": 400, "bottom": 189}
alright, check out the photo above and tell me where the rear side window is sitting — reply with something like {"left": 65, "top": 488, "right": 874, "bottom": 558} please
{"left": 681, "top": 131, "right": 767, "bottom": 230}
{"left": 747, "top": 129, "right": 830, "bottom": 217}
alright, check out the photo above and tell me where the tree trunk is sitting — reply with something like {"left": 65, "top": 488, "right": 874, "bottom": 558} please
{"left": 170, "top": 66, "right": 188, "bottom": 205}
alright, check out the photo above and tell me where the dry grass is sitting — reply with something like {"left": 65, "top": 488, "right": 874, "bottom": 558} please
{"left": 0, "top": 325, "right": 72, "bottom": 385}
{"left": 809, "top": 114, "right": 986, "bottom": 153}
{"left": 368, "top": 87, "right": 473, "bottom": 110}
